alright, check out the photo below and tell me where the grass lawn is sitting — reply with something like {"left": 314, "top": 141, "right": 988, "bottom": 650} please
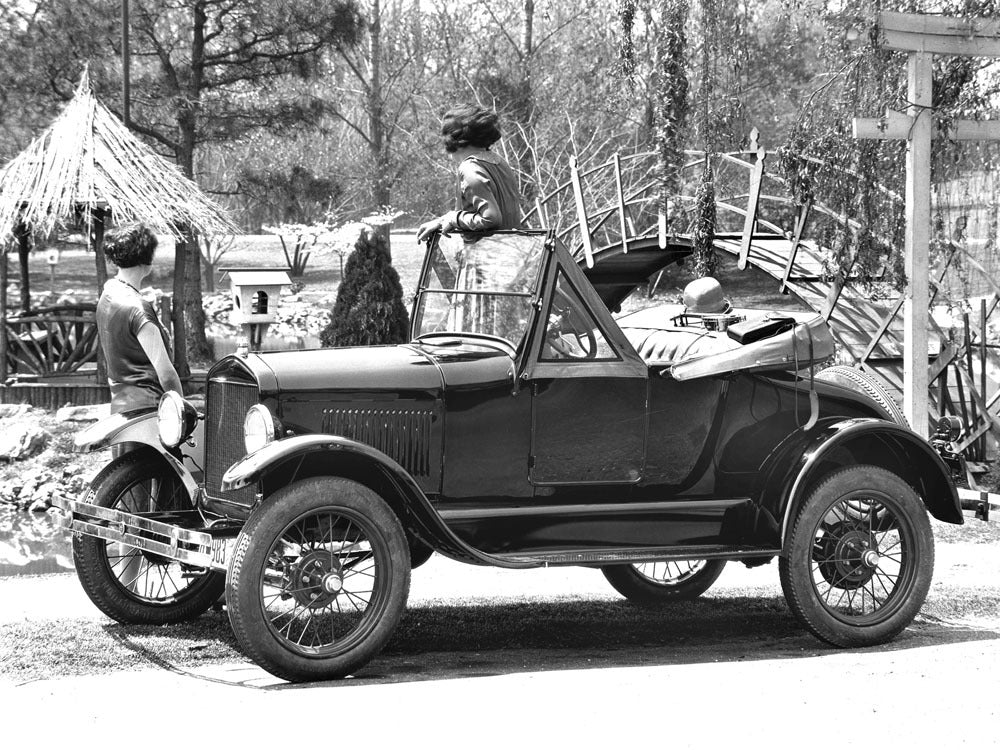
{"left": 21, "top": 232, "right": 429, "bottom": 309}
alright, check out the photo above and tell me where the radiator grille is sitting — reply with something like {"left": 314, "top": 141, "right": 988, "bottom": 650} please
{"left": 323, "top": 408, "right": 433, "bottom": 476}
{"left": 204, "top": 379, "right": 260, "bottom": 506}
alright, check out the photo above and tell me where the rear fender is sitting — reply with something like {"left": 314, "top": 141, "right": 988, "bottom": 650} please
{"left": 74, "top": 409, "right": 204, "bottom": 502}
{"left": 221, "top": 435, "right": 538, "bottom": 569}
{"left": 758, "top": 418, "right": 961, "bottom": 549}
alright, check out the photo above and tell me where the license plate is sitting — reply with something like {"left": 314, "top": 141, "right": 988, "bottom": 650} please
{"left": 211, "top": 537, "right": 236, "bottom": 569}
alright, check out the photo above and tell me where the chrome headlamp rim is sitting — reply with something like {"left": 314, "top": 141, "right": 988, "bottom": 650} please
{"left": 244, "top": 404, "right": 277, "bottom": 455}
{"left": 157, "top": 391, "right": 197, "bottom": 448}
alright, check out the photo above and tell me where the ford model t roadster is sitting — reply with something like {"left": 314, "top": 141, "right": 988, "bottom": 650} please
{"left": 56, "top": 229, "right": 963, "bottom": 682}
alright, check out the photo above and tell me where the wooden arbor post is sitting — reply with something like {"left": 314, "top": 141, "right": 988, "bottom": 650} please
{"left": 853, "top": 11, "right": 1000, "bottom": 437}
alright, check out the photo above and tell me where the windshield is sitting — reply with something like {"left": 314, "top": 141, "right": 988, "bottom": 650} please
{"left": 413, "top": 233, "right": 546, "bottom": 348}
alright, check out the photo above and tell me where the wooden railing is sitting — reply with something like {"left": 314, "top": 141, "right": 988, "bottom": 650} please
{"left": 1, "top": 303, "right": 100, "bottom": 379}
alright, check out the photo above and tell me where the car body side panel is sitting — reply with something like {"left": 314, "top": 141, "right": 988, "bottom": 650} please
{"left": 530, "top": 376, "right": 646, "bottom": 484}
{"left": 643, "top": 373, "right": 728, "bottom": 489}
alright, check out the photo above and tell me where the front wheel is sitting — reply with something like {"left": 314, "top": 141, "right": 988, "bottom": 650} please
{"left": 72, "top": 450, "right": 224, "bottom": 624}
{"left": 602, "top": 559, "right": 726, "bottom": 603}
{"left": 226, "top": 477, "right": 411, "bottom": 682}
{"left": 779, "top": 465, "right": 933, "bottom": 647}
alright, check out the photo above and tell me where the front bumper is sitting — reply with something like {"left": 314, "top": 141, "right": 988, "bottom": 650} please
{"left": 52, "top": 495, "right": 237, "bottom": 572}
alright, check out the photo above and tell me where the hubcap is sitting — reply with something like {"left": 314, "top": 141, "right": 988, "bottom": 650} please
{"left": 261, "top": 507, "right": 383, "bottom": 656}
{"left": 810, "top": 493, "right": 909, "bottom": 622}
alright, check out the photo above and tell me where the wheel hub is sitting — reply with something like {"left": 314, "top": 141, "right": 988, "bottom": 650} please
{"left": 816, "top": 524, "right": 880, "bottom": 590}
{"left": 287, "top": 549, "right": 343, "bottom": 608}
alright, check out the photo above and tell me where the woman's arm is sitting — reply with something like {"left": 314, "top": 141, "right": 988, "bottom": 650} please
{"left": 137, "top": 322, "right": 184, "bottom": 395}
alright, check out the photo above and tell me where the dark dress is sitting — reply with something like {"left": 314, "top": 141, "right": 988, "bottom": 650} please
{"left": 96, "top": 279, "right": 172, "bottom": 413}
{"left": 451, "top": 152, "right": 523, "bottom": 234}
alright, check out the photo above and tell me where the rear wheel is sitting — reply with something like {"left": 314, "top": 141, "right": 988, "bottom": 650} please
{"left": 226, "top": 477, "right": 410, "bottom": 682}
{"left": 779, "top": 465, "right": 933, "bottom": 647}
{"left": 602, "top": 559, "right": 726, "bottom": 603}
{"left": 72, "top": 451, "right": 224, "bottom": 624}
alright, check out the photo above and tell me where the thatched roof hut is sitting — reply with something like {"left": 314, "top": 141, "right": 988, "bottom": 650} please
{"left": 0, "top": 70, "right": 237, "bottom": 243}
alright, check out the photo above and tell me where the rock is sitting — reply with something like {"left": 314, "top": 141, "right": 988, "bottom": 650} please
{"left": 0, "top": 424, "right": 51, "bottom": 461}
{"left": 0, "top": 404, "right": 30, "bottom": 419}
{"left": 27, "top": 496, "right": 51, "bottom": 513}
{"left": 56, "top": 404, "right": 110, "bottom": 422}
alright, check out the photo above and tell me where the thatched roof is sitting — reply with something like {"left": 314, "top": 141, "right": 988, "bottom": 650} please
{"left": 0, "top": 71, "right": 238, "bottom": 243}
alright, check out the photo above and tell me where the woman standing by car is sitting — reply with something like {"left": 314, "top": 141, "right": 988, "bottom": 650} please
{"left": 417, "top": 104, "right": 524, "bottom": 241}
{"left": 96, "top": 223, "right": 182, "bottom": 419}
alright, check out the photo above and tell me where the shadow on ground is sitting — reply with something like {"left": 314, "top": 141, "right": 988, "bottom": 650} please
{"left": 8, "top": 593, "right": 992, "bottom": 688}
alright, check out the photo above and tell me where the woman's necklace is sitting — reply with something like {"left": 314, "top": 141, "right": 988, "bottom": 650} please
{"left": 116, "top": 277, "right": 141, "bottom": 294}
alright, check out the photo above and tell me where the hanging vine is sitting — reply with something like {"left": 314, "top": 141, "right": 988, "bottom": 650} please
{"left": 692, "top": 0, "right": 720, "bottom": 276}
{"left": 653, "top": 0, "right": 690, "bottom": 231}
{"left": 617, "top": 0, "right": 640, "bottom": 83}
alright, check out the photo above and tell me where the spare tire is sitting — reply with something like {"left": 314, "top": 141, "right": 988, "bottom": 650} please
{"left": 816, "top": 365, "right": 908, "bottom": 427}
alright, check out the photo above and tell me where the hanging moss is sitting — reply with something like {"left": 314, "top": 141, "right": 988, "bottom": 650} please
{"left": 692, "top": 158, "right": 716, "bottom": 276}
{"left": 654, "top": 0, "right": 690, "bottom": 229}
{"left": 617, "top": 0, "right": 640, "bottom": 81}
{"left": 320, "top": 226, "right": 410, "bottom": 347}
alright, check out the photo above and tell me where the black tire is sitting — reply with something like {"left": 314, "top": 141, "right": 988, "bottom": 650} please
{"left": 226, "top": 477, "right": 410, "bottom": 682}
{"left": 779, "top": 465, "right": 933, "bottom": 647}
{"left": 72, "top": 450, "right": 225, "bottom": 625}
{"left": 602, "top": 559, "right": 727, "bottom": 603}
{"left": 816, "top": 365, "right": 908, "bottom": 427}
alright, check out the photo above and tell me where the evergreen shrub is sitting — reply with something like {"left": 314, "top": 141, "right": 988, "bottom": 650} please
{"left": 320, "top": 225, "right": 409, "bottom": 347}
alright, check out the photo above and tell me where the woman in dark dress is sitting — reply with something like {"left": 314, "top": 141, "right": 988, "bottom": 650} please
{"left": 417, "top": 104, "right": 524, "bottom": 241}
{"left": 96, "top": 223, "right": 182, "bottom": 416}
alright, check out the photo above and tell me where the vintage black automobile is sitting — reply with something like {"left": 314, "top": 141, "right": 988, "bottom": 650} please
{"left": 56, "top": 229, "right": 963, "bottom": 682}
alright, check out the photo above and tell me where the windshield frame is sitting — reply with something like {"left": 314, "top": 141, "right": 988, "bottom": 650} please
{"left": 410, "top": 230, "right": 550, "bottom": 353}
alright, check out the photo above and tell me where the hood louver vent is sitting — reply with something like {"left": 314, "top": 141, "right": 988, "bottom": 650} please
{"left": 323, "top": 408, "right": 434, "bottom": 477}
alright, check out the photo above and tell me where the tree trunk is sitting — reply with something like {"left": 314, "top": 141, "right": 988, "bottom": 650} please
{"left": 511, "top": 0, "right": 536, "bottom": 205}
{"left": 0, "top": 244, "right": 8, "bottom": 381}
{"left": 367, "top": 0, "right": 392, "bottom": 255}
{"left": 174, "top": 109, "right": 211, "bottom": 373}
{"left": 16, "top": 224, "right": 30, "bottom": 314}
{"left": 88, "top": 208, "right": 108, "bottom": 384}
{"left": 171, "top": 231, "right": 190, "bottom": 380}
{"left": 183, "top": 229, "right": 212, "bottom": 366}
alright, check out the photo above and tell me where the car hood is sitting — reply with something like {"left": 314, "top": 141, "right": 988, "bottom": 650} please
{"left": 253, "top": 345, "right": 444, "bottom": 394}
{"left": 249, "top": 341, "right": 515, "bottom": 394}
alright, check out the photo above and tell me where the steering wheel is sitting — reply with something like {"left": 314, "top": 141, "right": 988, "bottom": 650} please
{"left": 545, "top": 308, "right": 598, "bottom": 359}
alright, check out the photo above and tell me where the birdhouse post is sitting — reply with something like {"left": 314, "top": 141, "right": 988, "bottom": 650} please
{"left": 222, "top": 267, "right": 292, "bottom": 353}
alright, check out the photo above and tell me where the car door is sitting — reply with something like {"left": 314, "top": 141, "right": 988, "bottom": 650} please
{"left": 524, "top": 250, "right": 648, "bottom": 486}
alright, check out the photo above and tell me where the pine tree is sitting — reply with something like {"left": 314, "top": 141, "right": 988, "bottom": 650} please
{"left": 320, "top": 226, "right": 409, "bottom": 347}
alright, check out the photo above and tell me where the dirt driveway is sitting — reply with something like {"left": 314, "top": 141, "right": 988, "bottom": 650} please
{"left": 1, "top": 538, "right": 998, "bottom": 748}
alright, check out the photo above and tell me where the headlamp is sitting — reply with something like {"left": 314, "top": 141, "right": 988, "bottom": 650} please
{"left": 157, "top": 391, "right": 199, "bottom": 448}
{"left": 244, "top": 404, "right": 277, "bottom": 455}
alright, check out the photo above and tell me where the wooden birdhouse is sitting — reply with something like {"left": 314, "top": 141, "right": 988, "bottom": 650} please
{"left": 221, "top": 267, "right": 291, "bottom": 351}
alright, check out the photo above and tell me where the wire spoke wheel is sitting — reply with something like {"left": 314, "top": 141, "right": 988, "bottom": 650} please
{"left": 603, "top": 558, "right": 726, "bottom": 603}
{"left": 810, "top": 494, "right": 909, "bottom": 624}
{"left": 780, "top": 465, "right": 933, "bottom": 647}
{"left": 261, "top": 509, "right": 383, "bottom": 656}
{"left": 72, "top": 450, "right": 224, "bottom": 624}
{"left": 226, "top": 478, "right": 410, "bottom": 682}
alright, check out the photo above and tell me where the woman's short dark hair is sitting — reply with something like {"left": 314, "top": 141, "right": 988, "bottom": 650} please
{"left": 441, "top": 105, "right": 502, "bottom": 152}
{"left": 104, "top": 223, "right": 158, "bottom": 268}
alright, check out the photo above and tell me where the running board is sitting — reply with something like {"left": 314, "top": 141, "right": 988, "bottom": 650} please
{"left": 52, "top": 496, "right": 234, "bottom": 572}
{"left": 490, "top": 545, "right": 780, "bottom": 567}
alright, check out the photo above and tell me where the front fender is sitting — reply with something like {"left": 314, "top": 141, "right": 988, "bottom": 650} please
{"left": 759, "top": 418, "right": 961, "bottom": 547}
{"left": 75, "top": 409, "right": 204, "bottom": 502}
{"left": 222, "top": 435, "right": 539, "bottom": 570}
{"left": 74, "top": 408, "right": 159, "bottom": 452}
